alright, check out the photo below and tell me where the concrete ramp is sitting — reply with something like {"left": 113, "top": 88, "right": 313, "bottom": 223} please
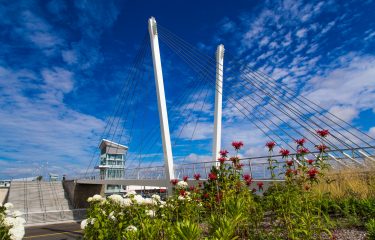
{"left": 7, "top": 181, "right": 86, "bottom": 225}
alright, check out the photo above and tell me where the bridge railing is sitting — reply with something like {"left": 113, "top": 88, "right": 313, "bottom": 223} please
{"left": 79, "top": 147, "right": 375, "bottom": 181}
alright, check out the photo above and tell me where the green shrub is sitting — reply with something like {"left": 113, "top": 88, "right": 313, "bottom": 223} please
{"left": 366, "top": 219, "right": 375, "bottom": 240}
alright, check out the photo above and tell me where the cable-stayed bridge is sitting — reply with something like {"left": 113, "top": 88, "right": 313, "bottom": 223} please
{"left": 76, "top": 17, "right": 375, "bottom": 194}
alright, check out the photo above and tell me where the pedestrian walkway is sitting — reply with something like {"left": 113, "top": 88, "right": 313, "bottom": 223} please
{"left": 24, "top": 222, "right": 82, "bottom": 240}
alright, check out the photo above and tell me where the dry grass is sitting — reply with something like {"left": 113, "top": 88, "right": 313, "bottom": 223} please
{"left": 315, "top": 165, "right": 375, "bottom": 199}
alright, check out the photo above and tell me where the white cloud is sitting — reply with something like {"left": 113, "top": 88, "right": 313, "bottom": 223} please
{"left": 369, "top": 127, "right": 375, "bottom": 138}
{"left": 303, "top": 55, "right": 375, "bottom": 112}
{"left": 296, "top": 28, "right": 307, "bottom": 38}
{"left": 0, "top": 66, "right": 105, "bottom": 178}
{"left": 62, "top": 50, "right": 78, "bottom": 64}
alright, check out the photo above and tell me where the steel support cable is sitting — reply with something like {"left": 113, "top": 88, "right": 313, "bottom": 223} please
{"left": 83, "top": 33, "right": 149, "bottom": 178}
{"left": 172, "top": 80, "right": 210, "bottom": 147}
{"left": 126, "top": 59, "right": 214, "bottom": 168}
{"left": 236, "top": 68, "right": 367, "bottom": 154}
{"left": 224, "top": 60, "right": 373, "bottom": 158}
{"left": 230, "top": 52, "right": 375, "bottom": 144}
{"left": 158, "top": 24, "right": 373, "bottom": 148}
{"left": 180, "top": 81, "right": 211, "bottom": 165}
{"left": 158, "top": 31, "right": 318, "bottom": 144}
{"left": 159, "top": 32, "right": 332, "bottom": 154}
{"left": 159, "top": 33, "right": 363, "bottom": 163}
{"left": 226, "top": 53, "right": 374, "bottom": 149}
{"left": 158, "top": 28, "right": 369, "bottom": 155}
{"left": 158, "top": 32, "right": 290, "bottom": 150}
{"left": 142, "top": 75, "right": 213, "bottom": 169}
{"left": 106, "top": 37, "right": 150, "bottom": 145}
{"left": 126, "top": 62, "right": 152, "bottom": 169}
{"left": 218, "top": 59, "right": 355, "bottom": 151}
{"left": 102, "top": 47, "right": 152, "bottom": 171}
{"left": 158, "top": 31, "right": 291, "bottom": 147}
{"left": 113, "top": 49, "right": 152, "bottom": 169}
{"left": 140, "top": 60, "right": 215, "bottom": 168}
{"left": 89, "top": 35, "right": 150, "bottom": 176}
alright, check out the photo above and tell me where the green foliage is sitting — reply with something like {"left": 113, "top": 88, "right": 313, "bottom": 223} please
{"left": 174, "top": 220, "right": 201, "bottom": 240}
{"left": 82, "top": 138, "right": 375, "bottom": 239}
{"left": 0, "top": 206, "right": 11, "bottom": 240}
{"left": 366, "top": 219, "right": 375, "bottom": 240}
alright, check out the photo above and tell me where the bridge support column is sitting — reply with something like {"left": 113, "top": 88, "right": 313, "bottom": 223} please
{"left": 212, "top": 44, "right": 225, "bottom": 166}
{"left": 148, "top": 17, "right": 175, "bottom": 195}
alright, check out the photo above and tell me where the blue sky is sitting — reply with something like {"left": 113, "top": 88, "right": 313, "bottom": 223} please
{"left": 1, "top": 0, "right": 375, "bottom": 179}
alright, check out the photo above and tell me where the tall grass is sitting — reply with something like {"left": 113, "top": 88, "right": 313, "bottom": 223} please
{"left": 314, "top": 165, "right": 375, "bottom": 199}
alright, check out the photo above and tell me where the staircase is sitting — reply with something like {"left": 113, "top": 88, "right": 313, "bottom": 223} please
{"left": 7, "top": 181, "right": 86, "bottom": 225}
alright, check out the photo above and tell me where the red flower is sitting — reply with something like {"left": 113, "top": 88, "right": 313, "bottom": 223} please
{"left": 183, "top": 176, "right": 188, "bottom": 181}
{"left": 193, "top": 173, "right": 201, "bottom": 180}
{"left": 266, "top": 141, "right": 276, "bottom": 151}
{"left": 243, "top": 174, "right": 253, "bottom": 186}
{"left": 286, "top": 160, "right": 294, "bottom": 166}
{"left": 203, "top": 193, "right": 209, "bottom": 199}
{"left": 232, "top": 141, "right": 244, "bottom": 150}
{"left": 230, "top": 156, "right": 240, "bottom": 164}
{"left": 295, "top": 138, "right": 306, "bottom": 146}
{"left": 208, "top": 172, "right": 217, "bottom": 181}
{"left": 297, "top": 147, "right": 309, "bottom": 155}
{"left": 189, "top": 186, "right": 195, "bottom": 191}
{"left": 198, "top": 182, "right": 203, "bottom": 187}
{"left": 218, "top": 157, "right": 226, "bottom": 164}
{"left": 279, "top": 149, "right": 290, "bottom": 157}
{"left": 257, "top": 181, "right": 264, "bottom": 190}
{"left": 179, "top": 189, "right": 187, "bottom": 196}
{"left": 170, "top": 179, "right": 178, "bottom": 185}
{"left": 316, "top": 129, "right": 330, "bottom": 137}
{"left": 307, "top": 168, "right": 319, "bottom": 179}
{"left": 219, "top": 149, "right": 229, "bottom": 157}
{"left": 315, "top": 144, "right": 329, "bottom": 152}
{"left": 159, "top": 189, "right": 166, "bottom": 193}
{"left": 285, "top": 168, "right": 294, "bottom": 177}
{"left": 235, "top": 163, "right": 244, "bottom": 170}
{"left": 307, "top": 159, "right": 314, "bottom": 165}
{"left": 243, "top": 174, "right": 252, "bottom": 181}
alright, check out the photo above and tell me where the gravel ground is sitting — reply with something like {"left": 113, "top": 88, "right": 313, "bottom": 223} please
{"left": 331, "top": 228, "right": 367, "bottom": 240}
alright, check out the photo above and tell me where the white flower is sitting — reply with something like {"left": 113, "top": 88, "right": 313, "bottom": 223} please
{"left": 124, "top": 191, "right": 136, "bottom": 198}
{"left": 4, "top": 217, "right": 15, "bottom": 227}
{"left": 87, "top": 197, "right": 93, "bottom": 202}
{"left": 108, "top": 194, "right": 123, "bottom": 204}
{"left": 178, "top": 196, "right": 185, "bottom": 201}
{"left": 80, "top": 219, "right": 88, "bottom": 230}
{"left": 143, "top": 198, "right": 156, "bottom": 205}
{"left": 146, "top": 210, "right": 155, "bottom": 217}
{"left": 133, "top": 195, "right": 144, "bottom": 204}
{"left": 4, "top": 203, "right": 14, "bottom": 209}
{"left": 9, "top": 226, "right": 25, "bottom": 240}
{"left": 125, "top": 225, "right": 137, "bottom": 231}
{"left": 176, "top": 181, "right": 188, "bottom": 189}
{"left": 122, "top": 198, "right": 132, "bottom": 207}
{"left": 178, "top": 195, "right": 191, "bottom": 201}
{"left": 108, "top": 211, "right": 117, "bottom": 221}
{"left": 151, "top": 194, "right": 161, "bottom": 201}
{"left": 92, "top": 194, "right": 103, "bottom": 201}
{"left": 12, "top": 211, "right": 23, "bottom": 217}
{"left": 15, "top": 217, "right": 26, "bottom": 225}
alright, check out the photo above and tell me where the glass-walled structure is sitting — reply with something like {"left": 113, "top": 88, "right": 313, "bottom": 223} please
{"left": 96, "top": 139, "right": 128, "bottom": 195}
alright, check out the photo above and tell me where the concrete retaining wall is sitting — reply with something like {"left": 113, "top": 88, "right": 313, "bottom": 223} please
{"left": 63, "top": 180, "right": 104, "bottom": 208}
{"left": 0, "top": 188, "right": 9, "bottom": 204}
